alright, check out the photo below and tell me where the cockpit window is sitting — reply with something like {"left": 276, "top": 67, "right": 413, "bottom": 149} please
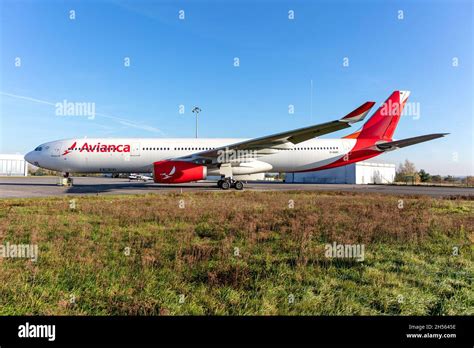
{"left": 34, "top": 146, "right": 43, "bottom": 151}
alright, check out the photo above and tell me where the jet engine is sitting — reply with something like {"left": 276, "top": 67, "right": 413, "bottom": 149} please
{"left": 153, "top": 160, "right": 207, "bottom": 183}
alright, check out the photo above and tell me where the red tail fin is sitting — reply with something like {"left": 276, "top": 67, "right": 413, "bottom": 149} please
{"left": 344, "top": 91, "right": 410, "bottom": 141}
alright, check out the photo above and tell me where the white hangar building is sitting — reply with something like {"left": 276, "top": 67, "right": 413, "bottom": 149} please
{"left": 285, "top": 161, "right": 396, "bottom": 184}
{"left": 0, "top": 154, "right": 28, "bottom": 176}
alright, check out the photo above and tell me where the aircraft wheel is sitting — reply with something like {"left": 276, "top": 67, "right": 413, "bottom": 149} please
{"left": 234, "top": 181, "right": 244, "bottom": 190}
{"left": 221, "top": 181, "right": 230, "bottom": 190}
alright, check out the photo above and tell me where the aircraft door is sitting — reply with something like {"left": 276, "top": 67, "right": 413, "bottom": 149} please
{"left": 131, "top": 143, "right": 141, "bottom": 157}
{"left": 51, "top": 143, "right": 62, "bottom": 157}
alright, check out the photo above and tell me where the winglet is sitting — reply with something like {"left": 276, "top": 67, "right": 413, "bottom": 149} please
{"left": 341, "top": 101, "right": 376, "bottom": 124}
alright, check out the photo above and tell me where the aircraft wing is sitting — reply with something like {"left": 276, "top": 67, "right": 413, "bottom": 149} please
{"left": 177, "top": 101, "right": 375, "bottom": 163}
{"left": 376, "top": 133, "right": 449, "bottom": 151}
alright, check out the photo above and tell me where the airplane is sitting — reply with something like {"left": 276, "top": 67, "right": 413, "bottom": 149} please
{"left": 25, "top": 91, "right": 448, "bottom": 190}
{"left": 128, "top": 173, "right": 153, "bottom": 182}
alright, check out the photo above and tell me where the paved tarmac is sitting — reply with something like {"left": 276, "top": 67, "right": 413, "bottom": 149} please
{"left": 0, "top": 176, "right": 472, "bottom": 198}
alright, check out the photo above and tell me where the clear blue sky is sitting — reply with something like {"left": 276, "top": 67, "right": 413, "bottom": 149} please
{"left": 1, "top": 0, "right": 472, "bottom": 175}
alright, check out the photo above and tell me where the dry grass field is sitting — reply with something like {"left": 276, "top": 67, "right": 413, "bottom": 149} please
{"left": 0, "top": 191, "right": 472, "bottom": 315}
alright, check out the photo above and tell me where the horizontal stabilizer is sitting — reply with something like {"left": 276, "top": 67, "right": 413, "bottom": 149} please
{"left": 376, "top": 133, "right": 449, "bottom": 151}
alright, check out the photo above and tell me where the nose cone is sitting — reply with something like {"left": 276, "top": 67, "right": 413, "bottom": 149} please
{"left": 24, "top": 151, "right": 35, "bottom": 164}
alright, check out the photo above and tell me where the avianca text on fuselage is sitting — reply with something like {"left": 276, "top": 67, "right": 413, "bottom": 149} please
{"left": 64, "top": 142, "right": 131, "bottom": 156}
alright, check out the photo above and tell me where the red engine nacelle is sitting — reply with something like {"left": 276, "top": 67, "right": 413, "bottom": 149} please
{"left": 153, "top": 160, "right": 207, "bottom": 183}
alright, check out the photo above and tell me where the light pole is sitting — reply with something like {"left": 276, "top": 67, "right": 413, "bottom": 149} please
{"left": 192, "top": 106, "right": 201, "bottom": 138}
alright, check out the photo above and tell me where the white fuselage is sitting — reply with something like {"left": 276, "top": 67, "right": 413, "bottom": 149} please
{"left": 25, "top": 138, "right": 358, "bottom": 174}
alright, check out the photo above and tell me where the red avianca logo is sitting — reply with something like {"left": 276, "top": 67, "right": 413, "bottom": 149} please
{"left": 62, "top": 142, "right": 131, "bottom": 156}
{"left": 62, "top": 142, "right": 76, "bottom": 156}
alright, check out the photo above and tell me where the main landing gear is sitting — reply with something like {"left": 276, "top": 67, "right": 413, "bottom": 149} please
{"left": 217, "top": 178, "right": 244, "bottom": 190}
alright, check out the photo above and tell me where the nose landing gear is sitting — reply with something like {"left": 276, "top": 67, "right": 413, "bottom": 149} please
{"left": 217, "top": 178, "right": 244, "bottom": 190}
{"left": 58, "top": 172, "right": 73, "bottom": 186}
